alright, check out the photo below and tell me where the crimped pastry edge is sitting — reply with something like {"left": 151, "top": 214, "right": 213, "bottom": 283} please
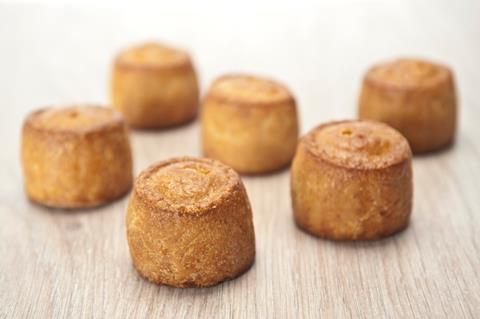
{"left": 301, "top": 119, "right": 411, "bottom": 171}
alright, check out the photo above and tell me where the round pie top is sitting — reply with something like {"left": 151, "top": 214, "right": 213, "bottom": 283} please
{"left": 116, "top": 42, "right": 190, "bottom": 69}
{"left": 208, "top": 74, "right": 293, "bottom": 105}
{"left": 26, "top": 106, "right": 123, "bottom": 133}
{"left": 135, "top": 157, "right": 240, "bottom": 214}
{"left": 365, "top": 58, "right": 450, "bottom": 89}
{"left": 305, "top": 120, "right": 411, "bottom": 170}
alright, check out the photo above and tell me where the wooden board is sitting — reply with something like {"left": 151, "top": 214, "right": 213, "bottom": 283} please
{"left": 1, "top": 1, "right": 479, "bottom": 318}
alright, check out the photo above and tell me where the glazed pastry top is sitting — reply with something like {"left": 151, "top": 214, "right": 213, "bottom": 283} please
{"left": 366, "top": 58, "right": 450, "bottom": 88}
{"left": 25, "top": 106, "right": 123, "bottom": 132}
{"left": 135, "top": 157, "right": 239, "bottom": 214}
{"left": 208, "top": 74, "right": 293, "bottom": 105}
{"left": 306, "top": 120, "right": 411, "bottom": 170}
{"left": 116, "top": 42, "right": 190, "bottom": 68}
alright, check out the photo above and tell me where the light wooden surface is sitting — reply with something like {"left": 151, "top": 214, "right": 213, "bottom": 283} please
{"left": 1, "top": 1, "right": 480, "bottom": 318}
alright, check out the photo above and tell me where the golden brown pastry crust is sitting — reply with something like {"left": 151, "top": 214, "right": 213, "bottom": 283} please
{"left": 202, "top": 74, "right": 299, "bottom": 174}
{"left": 291, "top": 120, "right": 413, "bottom": 240}
{"left": 111, "top": 42, "right": 199, "bottom": 128}
{"left": 126, "top": 157, "right": 255, "bottom": 287}
{"left": 21, "top": 105, "right": 133, "bottom": 208}
{"left": 358, "top": 58, "right": 457, "bottom": 153}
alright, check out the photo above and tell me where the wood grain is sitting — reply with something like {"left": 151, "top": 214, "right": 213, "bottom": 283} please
{"left": 1, "top": 1, "right": 479, "bottom": 318}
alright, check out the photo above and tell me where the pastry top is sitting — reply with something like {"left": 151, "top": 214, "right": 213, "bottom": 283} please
{"left": 24, "top": 105, "right": 124, "bottom": 134}
{"left": 115, "top": 42, "right": 192, "bottom": 70}
{"left": 304, "top": 120, "right": 411, "bottom": 170}
{"left": 365, "top": 58, "right": 452, "bottom": 90}
{"left": 206, "top": 74, "right": 294, "bottom": 106}
{"left": 134, "top": 157, "right": 241, "bottom": 215}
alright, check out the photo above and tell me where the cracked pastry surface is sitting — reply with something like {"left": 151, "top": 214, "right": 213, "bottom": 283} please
{"left": 202, "top": 74, "right": 299, "bottom": 174}
{"left": 21, "top": 105, "right": 133, "bottom": 208}
{"left": 111, "top": 41, "right": 199, "bottom": 128}
{"left": 307, "top": 120, "right": 409, "bottom": 170}
{"left": 358, "top": 57, "right": 457, "bottom": 153}
{"left": 126, "top": 157, "right": 255, "bottom": 287}
{"left": 291, "top": 120, "right": 413, "bottom": 240}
